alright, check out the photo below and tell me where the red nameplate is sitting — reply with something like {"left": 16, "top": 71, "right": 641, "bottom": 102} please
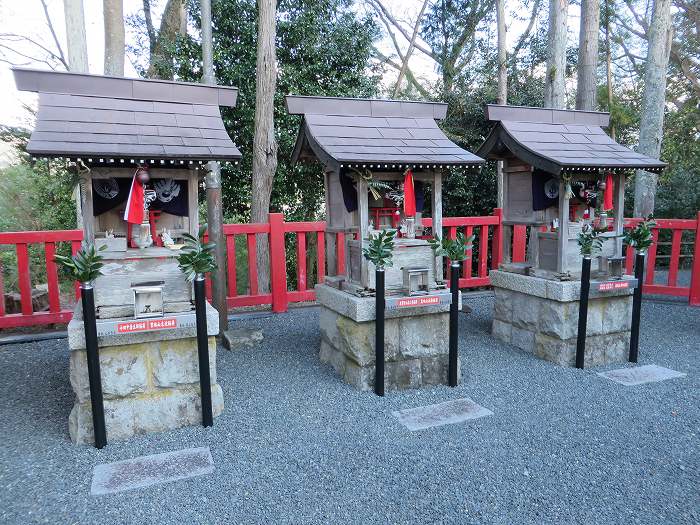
{"left": 598, "top": 281, "right": 630, "bottom": 292}
{"left": 396, "top": 296, "right": 441, "bottom": 308}
{"left": 117, "top": 318, "right": 178, "bottom": 333}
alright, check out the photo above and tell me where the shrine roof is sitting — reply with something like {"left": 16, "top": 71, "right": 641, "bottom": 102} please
{"left": 286, "top": 95, "right": 483, "bottom": 170}
{"left": 476, "top": 105, "right": 666, "bottom": 175}
{"left": 13, "top": 68, "right": 241, "bottom": 164}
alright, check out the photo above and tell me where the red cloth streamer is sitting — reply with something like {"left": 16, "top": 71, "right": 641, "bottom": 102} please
{"left": 604, "top": 172, "right": 614, "bottom": 211}
{"left": 403, "top": 169, "right": 416, "bottom": 217}
{"left": 124, "top": 168, "right": 146, "bottom": 224}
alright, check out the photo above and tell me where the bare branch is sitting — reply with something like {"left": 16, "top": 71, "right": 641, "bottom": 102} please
{"left": 364, "top": 0, "right": 438, "bottom": 61}
{"left": 393, "top": 0, "right": 430, "bottom": 96}
{"left": 510, "top": 0, "right": 543, "bottom": 62}
{"left": 39, "top": 0, "right": 67, "bottom": 69}
{"left": 374, "top": 48, "right": 432, "bottom": 98}
{"left": 143, "top": 0, "right": 157, "bottom": 53}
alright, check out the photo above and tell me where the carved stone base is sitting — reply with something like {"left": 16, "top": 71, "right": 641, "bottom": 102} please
{"left": 316, "top": 284, "right": 457, "bottom": 390}
{"left": 490, "top": 270, "right": 633, "bottom": 367}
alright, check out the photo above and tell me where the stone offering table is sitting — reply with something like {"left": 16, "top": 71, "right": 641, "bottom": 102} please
{"left": 317, "top": 284, "right": 457, "bottom": 390}
{"left": 490, "top": 270, "right": 634, "bottom": 367}
{"left": 67, "top": 302, "right": 223, "bottom": 445}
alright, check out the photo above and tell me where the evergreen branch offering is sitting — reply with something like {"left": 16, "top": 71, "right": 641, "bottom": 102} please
{"left": 54, "top": 243, "right": 106, "bottom": 284}
{"left": 362, "top": 229, "right": 396, "bottom": 270}
{"left": 623, "top": 215, "right": 656, "bottom": 253}
{"left": 427, "top": 231, "right": 474, "bottom": 262}
{"left": 177, "top": 223, "right": 217, "bottom": 281}
{"left": 577, "top": 223, "right": 606, "bottom": 257}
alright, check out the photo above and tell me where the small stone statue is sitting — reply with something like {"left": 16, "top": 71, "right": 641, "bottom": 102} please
{"left": 161, "top": 230, "right": 175, "bottom": 247}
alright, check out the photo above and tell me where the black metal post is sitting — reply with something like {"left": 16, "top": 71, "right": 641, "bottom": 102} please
{"left": 375, "top": 269, "right": 385, "bottom": 397}
{"left": 448, "top": 262, "right": 460, "bottom": 387}
{"left": 80, "top": 284, "right": 106, "bottom": 449}
{"left": 629, "top": 251, "right": 645, "bottom": 363}
{"left": 194, "top": 275, "right": 213, "bottom": 427}
{"left": 576, "top": 257, "right": 592, "bottom": 369}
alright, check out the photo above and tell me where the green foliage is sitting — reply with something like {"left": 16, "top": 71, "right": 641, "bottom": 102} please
{"left": 0, "top": 161, "right": 76, "bottom": 233}
{"left": 177, "top": 224, "right": 217, "bottom": 281}
{"left": 54, "top": 243, "right": 106, "bottom": 284}
{"left": 427, "top": 231, "right": 474, "bottom": 262}
{"left": 362, "top": 229, "right": 396, "bottom": 270}
{"left": 163, "top": 0, "right": 381, "bottom": 222}
{"left": 623, "top": 215, "right": 656, "bottom": 253}
{"left": 577, "top": 224, "right": 606, "bottom": 257}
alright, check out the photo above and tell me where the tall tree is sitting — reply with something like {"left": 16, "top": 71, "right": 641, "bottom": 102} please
{"left": 144, "top": 0, "right": 187, "bottom": 79}
{"left": 103, "top": 0, "right": 125, "bottom": 75}
{"left": 496, "top": 0, "right": 507, "bottom": 207}
{"left": 576, "top": 0, "right": 600, "bottom": 110}
{"left": 63, "top": 0, "right": 89, "bottom": 72}
{"left": 543, "top": 0, "right": 568, "bottom": 108}
{"left": 634, "top": 0, "right": 673, "bottom": 217}
{"left": 200, "top": 0, "right": 228, "bottom": 332}
{"left": 251, "top": 0, "right": 279, "bottom": 292}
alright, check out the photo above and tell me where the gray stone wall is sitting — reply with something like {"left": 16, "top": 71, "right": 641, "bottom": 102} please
{"left": 319, "top": 306, "right": 456, "bottom": 390}
{"left": 492, "top": 285, "right": 633, "bottom": 367}
{"left": 68, "top": 336, "right": 223, "bottom": 444}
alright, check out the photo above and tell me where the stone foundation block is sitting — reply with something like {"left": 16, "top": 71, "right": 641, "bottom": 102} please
{"left": 317, "top": 284, "right": 455, "bottom": 390}
{"left": 69, "top": 334, "right": 222, "bottom": 444}
{"left": 151, "top": 338, "right": 217, "bottom": 388}
{"left": 492, "top": 272, "right": 633, "bottom": 368}
{"left": 69, "top": 384, "right": 224, "bottom": 445}
{"left": 70, "top": 346, "right": 148, "bottom": 402}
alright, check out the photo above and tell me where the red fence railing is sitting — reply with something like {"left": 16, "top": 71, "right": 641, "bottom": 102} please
{"left": 0, "top": 230, "right": 83, "bottom": 329}
{"left": 1, "top": 210, "right": 698, "bottom": 329}
{"left": 623, "top": 212, "right": 700, "bottom": 305}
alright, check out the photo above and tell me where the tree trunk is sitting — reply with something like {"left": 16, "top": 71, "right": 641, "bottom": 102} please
{"left": 251, "top": 0, "right": 279, "bottom": 293}
{"left": 63, "top": 0, "right": 89, "bottom": 232}
{"left": 146, "top": 0, "right": 186, "bottom": 80}
{"left": 103, "top": 0, "right": 125, "bottom": 76}
{"left": 63, "top": 0, "right": 88, "bottom": 72}
{"left": 496, "top": 0, "right": 507, "bottom": 208}
{"left": 634, "top": 0, "right": 673, "bottom": 217}
{"left": 544, "top": 0, "right": 568, "bottom": 108}
{"left": 575, "top": 0, "right": 599, "bottom": 110}
{"left": 200, "top": 0, "right": 228, "bottom": 332}
{"left": 604, "top": 0, "right": 615, "bottom": 140}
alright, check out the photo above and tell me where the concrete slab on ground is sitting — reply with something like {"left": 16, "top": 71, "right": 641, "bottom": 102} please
{"left": 90, "top": 447, "right": 214, "bottom": 495}
{"left": 597, "top": 364, "right": 687, "bottom": 386}
{"left": 392, "top": 398, "right": 493, "bottom": 431}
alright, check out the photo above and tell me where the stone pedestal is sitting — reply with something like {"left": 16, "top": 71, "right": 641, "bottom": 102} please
{"left": 490, "top": 270, "right": 634, "bottom": 367}
{"left": 66, "top": 302, "right": 223, "bottom": 445}
{"left": 316, "top": 284, "right": 457, "bottom": 391}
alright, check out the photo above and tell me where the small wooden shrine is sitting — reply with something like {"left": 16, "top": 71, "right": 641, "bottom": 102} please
{"left": 14, "top": 68, "right": 241, "bottom": 443}
{"left": 477, "top": 105, "right": 666, "bottom": 367}
{"left": 287, "top": 95, "right": 484, "bottom": 390}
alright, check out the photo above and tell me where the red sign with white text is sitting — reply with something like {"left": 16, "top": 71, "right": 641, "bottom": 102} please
{"left": 396, "top": 296, "right": 441, "bottom": 308}
{"left": 117, "top": 318, "right": 178, "bottom": 333}
{"left": 598, "top": 281, "right": 630, "bottom": 292}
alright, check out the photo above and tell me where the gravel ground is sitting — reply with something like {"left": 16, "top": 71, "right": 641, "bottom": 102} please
{"left": 0, "top": 296, "right": 698, "bottom": 525}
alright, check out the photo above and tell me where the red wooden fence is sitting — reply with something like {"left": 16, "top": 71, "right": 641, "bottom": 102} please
{"left": 0, "top": 230, "right": 83, "bottom": 329}
{"left": 1, "top": 210, "right": 698, "bottom": 329}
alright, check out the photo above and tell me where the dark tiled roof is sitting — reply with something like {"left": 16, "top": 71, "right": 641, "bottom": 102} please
{"left": 13, "top": 68, "right": 241, "bottom": 162}
{"left": 286, "top": 96, "right": 483, "bottom": 169}
{"left": 477, "top": 105, "right": 666, "bottom": 174}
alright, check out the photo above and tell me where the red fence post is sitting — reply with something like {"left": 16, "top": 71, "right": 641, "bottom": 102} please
{"left": 690, "top": 211, "right": 700, "bottom": 307}
{"left": 269, "top": 213, "right": 289, "bottom": 313}
{"left": 491, "top": 208, "right": 503, "bottom": 269}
